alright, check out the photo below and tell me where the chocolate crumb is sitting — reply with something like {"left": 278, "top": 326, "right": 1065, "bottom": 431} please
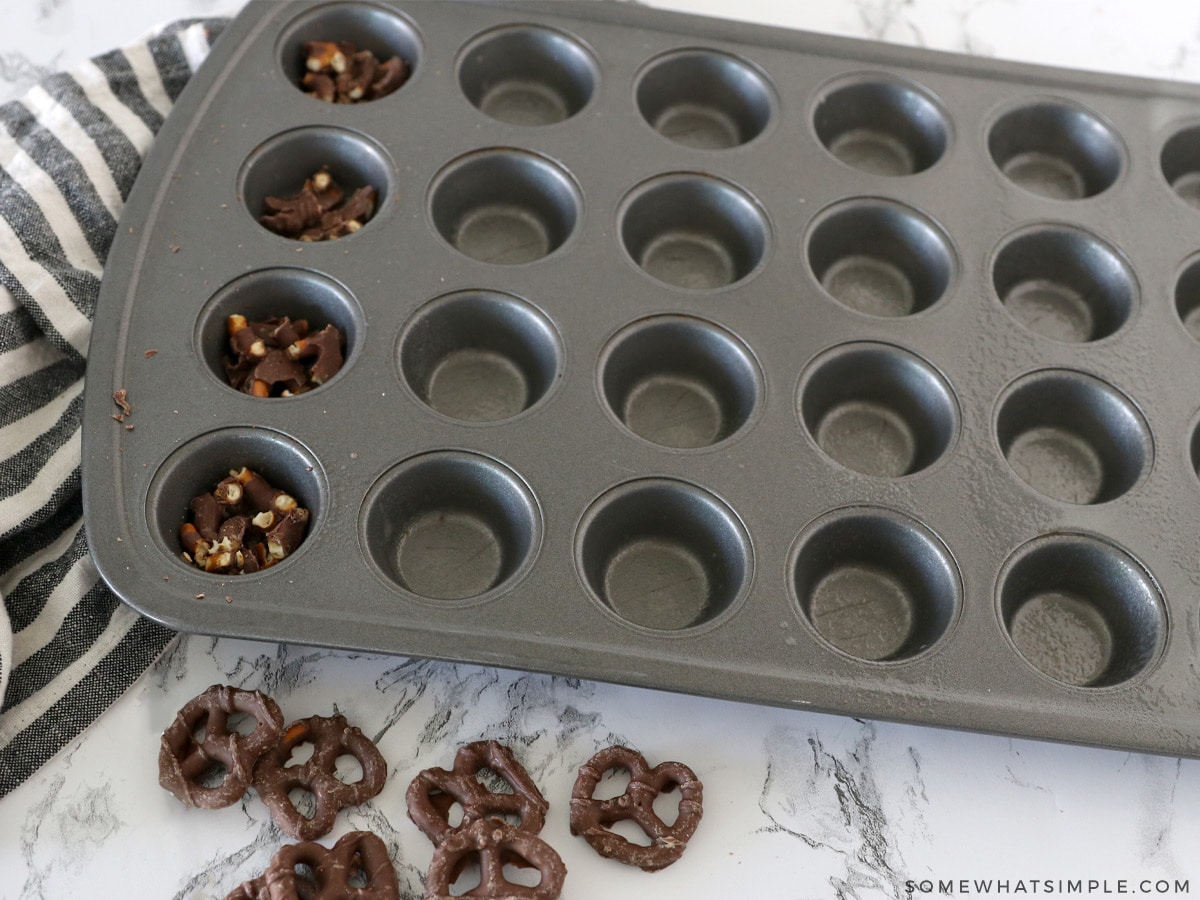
{"left": 113, "top": 389, "right": 131, "bottom": 420}
{"left": 145, "top": 349, "right": 158, "bottom": 358}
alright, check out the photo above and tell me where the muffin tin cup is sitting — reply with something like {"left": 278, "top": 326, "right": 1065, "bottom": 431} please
{"left": 82, "top": 0, "right": 1200, "bottom": 759}
{"left": 812, "top": 72, "right": 951, "bottom": 176}
{"left": 458, "top": 24, "right": 599, "bottom": 127}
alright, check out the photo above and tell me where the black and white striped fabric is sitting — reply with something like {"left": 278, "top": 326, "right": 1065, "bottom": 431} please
{"left": 0, "top": 18, "right": 229, "bottom": 797}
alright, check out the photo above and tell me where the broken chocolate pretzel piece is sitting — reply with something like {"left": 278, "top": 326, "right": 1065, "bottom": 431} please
{"left": 225, "top": 314, "right": 345, "bottom": 396}
{"left": 569, "top": 745, "right": 703, "bottom": 872}
{"left": 288, "top": 324, "right": 343, "bottom": 386}
{"left": 301, "top": 39, "right": 409, "bottom": 104}
{"left": 224, "top": 830, "right": 401, "bottom": 900}
{"left": 253, "top": 713, "right": 387, "bottom": 841}
{"left": 159, "top": 684, "right": 284, "bottom": 809}
{"left": 260, "top": 167, "right": 372, "bottom": 242}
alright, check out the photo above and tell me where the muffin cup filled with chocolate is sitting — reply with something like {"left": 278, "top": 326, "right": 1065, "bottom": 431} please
{"left": 237, "top": 126, "right": 393, "bottom": 242}
{"left": 277, "top": 2, "right": 422, "bottom": 102}
{"left": 196, "top": 268, "right": 363, "bottom": 398}
{"left": 145, "top": 428, "right": 326, "bottom": 578}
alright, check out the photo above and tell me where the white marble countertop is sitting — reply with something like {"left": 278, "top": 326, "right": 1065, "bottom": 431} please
{"left": 4, "top": 1, "right": 1200, "bottom": 899}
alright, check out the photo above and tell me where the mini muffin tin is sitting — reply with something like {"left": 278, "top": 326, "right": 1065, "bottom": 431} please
{"left": 83, "top": 0, "right": 1200, "bottom": 757}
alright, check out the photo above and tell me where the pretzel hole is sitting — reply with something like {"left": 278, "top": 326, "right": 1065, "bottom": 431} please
{"left": 502, "top": 858, "right": 543, "bottom": 888}
{"left": 191, "top": 714, "right": 210, "bottom": 744}
{"left": 592, "top": 767, "right": 631, "bottom": 800}
{"left": 606, "top": 818, "right": 653, "bottom": 847}
{"left": 286, "top": 741, "right": 316, "bottom": 767}
{"left": 348, "top": 855, "right": 369, "bottom": 889}
{"left": 226, "top": 711, "right": 259, "bottom": 737}
{"left": 335, "top": 752, "right": 364, "bottom": 785}
{"left": 449, "top": 854, "right": 481, "bottom": 895}
{"left": 288, "top": 787, "right": 319, "bottom": 821}
{"left": 197, "top": 761, "right": 228, "bottom": 789}
{"left": 653, "top": 782, "right": 681, "bottom": 827}
{"left": 447, "top": 801, "right": 466, "bottom": 828}
{"left": 291, "top": 862, "right": 318, "bottom": 894}
{"left": 475, "top": 766, "right": 515, "bottom": 794}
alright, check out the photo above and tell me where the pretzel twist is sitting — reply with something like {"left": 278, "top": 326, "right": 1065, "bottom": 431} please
{"left": 406, "top": 740, "right": 548, "bottom": 845}
{"left": 158, "top": 684, "right": 284, "bottom": 809}
{"left": 569, "top": 745, "right": 703, "bottom": 871}
{"left": 253, "top": 714, "right": 387, "bottom": 840}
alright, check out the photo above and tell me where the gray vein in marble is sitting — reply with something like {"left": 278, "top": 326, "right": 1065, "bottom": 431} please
{"left": 758, "top": 722, "right": 912, "bottom": 900}
{"left": 16, "top": 773, "right": 65, "bottom": 900}
{"left": 0, "top": 50, "right": 58, "bottom": 91}
{"left": 955, "top": 0, "right": 997, "bottom": 57}
{"left": 1137, "top": 756, "right": 1182, "bottom": 875}
{"left": 38, "top": 0, "right": 68, "bottom": 21}
{"left": 857, "top": 0, "right": 924, "bottom": 46}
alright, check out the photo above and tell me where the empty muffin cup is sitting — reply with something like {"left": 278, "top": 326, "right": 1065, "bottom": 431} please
{"left": 360, "top": 451, "right": 541, "bottom": 603}
{"left": 995, "top": 370, "right": 1151, "bottom": 505}
{"left": 790, "top": 507, "right": 961, "bottom": 663}
{"left": 458, "top": 25, "right": 597, "bottom": 126}
{"left": 575, "top": 479, "right": 752, "bottom": 632}
{"left": 812, "top": 73, "right": 949, "bottom": 176}
{"left": 147, "top": 428, "right": 326, "bottom": 574}
{"left": 1161, "top": 122, "right": 1200, "bottom": 207}
{"left": 798, "top": 342, "right": 959, "bottom": 478}
{"left": 992, "top": 225, "right": 1136, "bottom": 343}
{"left": 988, "top": 100, "right": 1123, "bottom": 199}
{"left": 997, "top": 534, "right": 1165, "bottom": 687}
{"left": 398, "top": 290, "right": 563, "bottom": 423}
{"left": 599, "top": 315, "right": 762, "bottom": 450}
{"left": 635, "top": 48, "right": 775, "bottom": 150}
{"left": 1174, "top": 253, "right": 1200, "bottom": 340}
{"left": 428, "top": 148, "right": 582, "bottom": 265}
{"left": 806, "top": 198, "right": 956, "bottom": 317}
{"left": 618, "top": 173, "right": 769, "bottom": 291}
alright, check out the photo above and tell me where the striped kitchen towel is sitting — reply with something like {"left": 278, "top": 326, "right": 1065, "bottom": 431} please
{"left": 0, "top": 17, "right": 230, "bottom": 797}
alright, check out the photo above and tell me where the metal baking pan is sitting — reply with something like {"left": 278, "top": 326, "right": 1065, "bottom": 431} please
{"left": 83, "top": 0, "right": 1200, "bottom": 757}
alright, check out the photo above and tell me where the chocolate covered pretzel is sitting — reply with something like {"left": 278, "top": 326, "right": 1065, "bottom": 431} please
{"left": 254, "top": 713, "right": 387, "bottom": 840}
{"left": 406, "top": 740, "right": 548, "bottom": 845}
{"left": 569, "top": 745, "right": 703, "bottom": 871}
{"left": 225, "top": 830, "right": 400, "bottom": 900}
{"left": 159, "top": 684, "right": 284, "bottom": 809}
{"left": 423, "top": 819, "right": 566, "bottom": 900}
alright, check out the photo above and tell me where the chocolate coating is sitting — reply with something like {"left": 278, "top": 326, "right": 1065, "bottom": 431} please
{"left": 406, "top": 740, "right": 548, "bottom": 845}
{"left": 569, "top": 745, "right": 703, "bottom": 872}
{"left": 158, "top": 684, "right": 284, "bottom": 809}
{"left": 423, "top": 819, "right": 565, "bottom": 900}
{"left": 253, "top": 714, "right": 387, "bottom": 841}
{"left": 224, "top": 830, "right": 400, "bottom": 900}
